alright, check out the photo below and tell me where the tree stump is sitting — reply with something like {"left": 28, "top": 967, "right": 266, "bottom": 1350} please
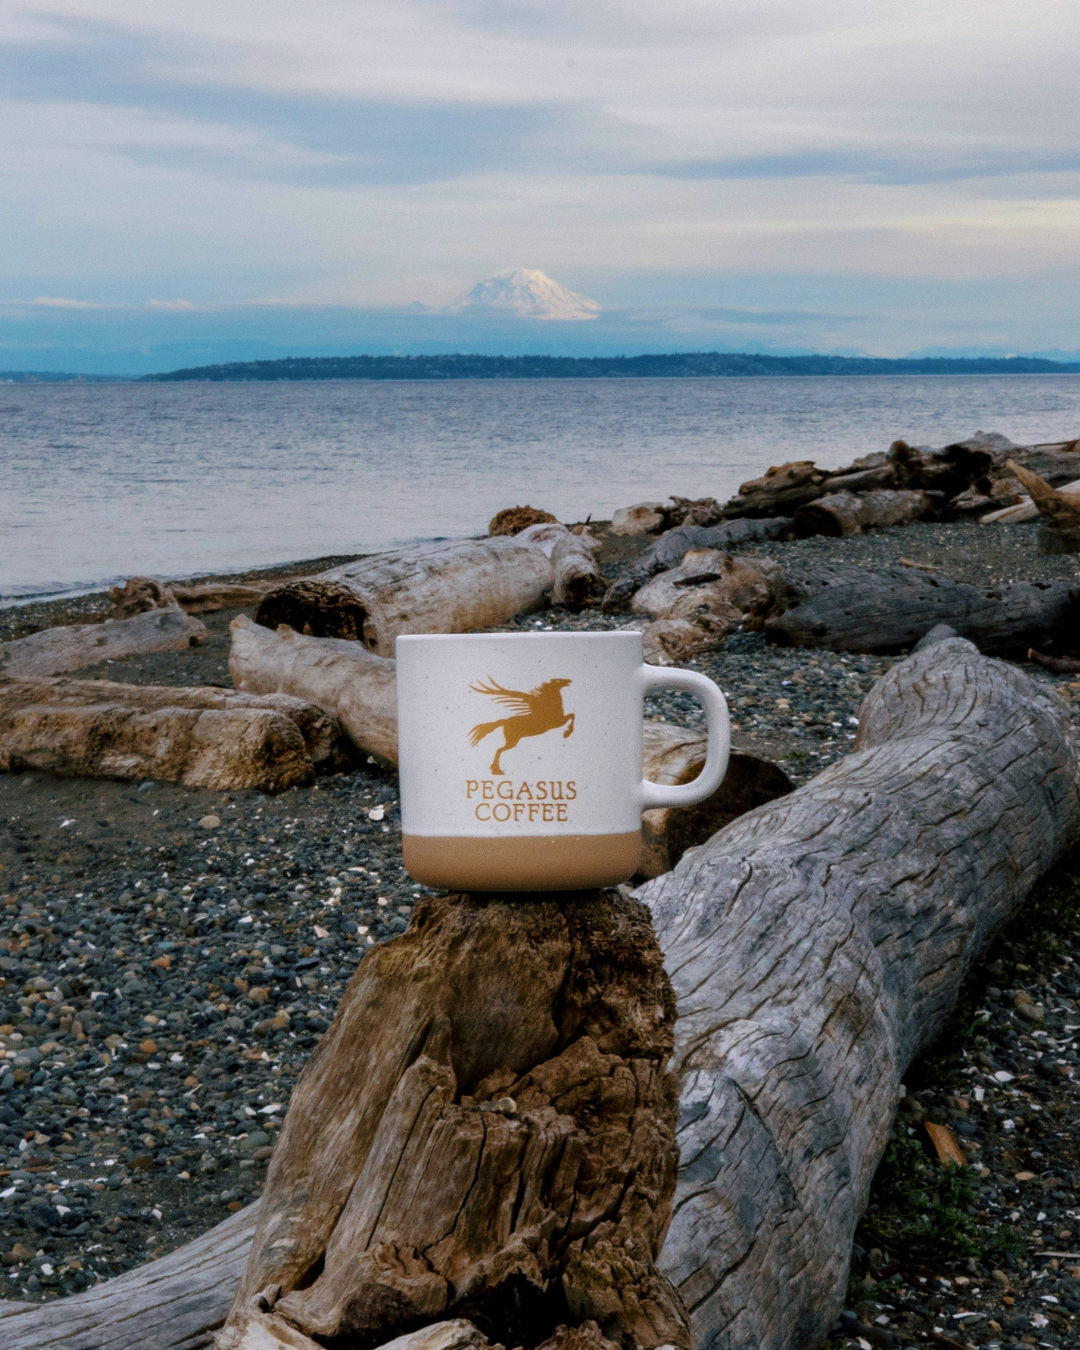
{"left": 219, "top": 891, "right": 687, "bottom": 1350}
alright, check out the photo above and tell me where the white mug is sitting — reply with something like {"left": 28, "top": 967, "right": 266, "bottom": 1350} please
{"left": 396, "top": 631, "right": 730, "bottom": 891}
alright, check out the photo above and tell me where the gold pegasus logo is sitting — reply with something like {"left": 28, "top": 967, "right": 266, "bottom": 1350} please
{"left": 468, "top": 677, "right": 575, "bottom": 775}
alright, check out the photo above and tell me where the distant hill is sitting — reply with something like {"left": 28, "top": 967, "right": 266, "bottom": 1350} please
{"left": 142, "top": 352, "right": 1080, "bottom": 382}
{"left": 0, "top": 370, "right": 126, "bottom": 383}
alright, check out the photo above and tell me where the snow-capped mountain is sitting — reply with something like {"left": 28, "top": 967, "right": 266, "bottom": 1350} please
{"left": 448, "top": 268, "right": 601, "bottom": 321}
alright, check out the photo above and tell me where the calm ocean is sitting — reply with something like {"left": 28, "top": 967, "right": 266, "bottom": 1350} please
{"left": 5, "top": 374, "right": 1080, "bottom": 602}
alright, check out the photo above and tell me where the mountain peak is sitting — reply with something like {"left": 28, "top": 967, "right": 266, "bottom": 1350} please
{"left": 449, "top": 268, "right": 600, "bottom": 321}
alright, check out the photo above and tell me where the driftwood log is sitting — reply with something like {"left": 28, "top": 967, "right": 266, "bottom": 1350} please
{"left": 229, "top": 616, "right": 397, "bottom": 764}
{"left": 638, "top": 722, "right": 793, "bottom": 879}
{"left": 254, "top": 541, "right": 554, "bottom": 656}
{"left": 1030, "top": 649, "right": 1080, "bottom": 675}
{"left": 0, "top": 608, "right": 208, "bottom": 679}
{"left": 5, "top": 640, "right": 1078, "bottom": 1349}
{"left": 0, "top": 678, "right": 352, "bottom": 789}
{"left": 764, "top": 563, "right": 1079, "bottom": 655}
{"left": 980, "top": 476, "right": 1080, "bottom": 524}
{"left": 0, "top": 1200, "right": 259, "bottom": 1350}
{"left": 602, "top": 519, "right": 790, "bottom": 612}
{"left": 516, "top": 524, "right": 606, "bottom": 611}
{"left": 1007, "top": 460, "right": 1080, "bottom": 554}
{"left": 631, "top": 551, "right": 783, "bottom": 630}
{"left": 640, "top": 635, "right": 1080, "bottom": 1348}
{"left": 791, "top": 488, "right": 931, "bottom": 538}
{"left": 109, "top": 576, "right": 284, "bottom": 618}
{"left": 218, "top": 889, "right": 686, "bottom": 1350}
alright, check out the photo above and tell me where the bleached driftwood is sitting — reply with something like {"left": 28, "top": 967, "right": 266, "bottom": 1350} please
{"left": 516, "top": 523, "right": 605, "bottom": 611}
{"left": 791, "top": 488, "right": 932, "bottom": 538}
{"left": 0, "top": 1200, "right": 259, "bottom": 1349}
{"left": 10, "top": 642, "right": 1077, "bottom": 1350}
{"left": 254, "top": 540, "right": 554, "bottom": 656}
{"left": 641, "top": 636, "right": 1080, "bottom": 1348}
{"left": 638, "top": 722, "right": 793, "bottom": 879}
{"left": 229, "top": 615, "right": 397, "bottom": 763}
{"left": 610, "top": 503, "right": 666, "bottom": 536}
{"left": 602, "top": 518, "right": 790, "bottom": 612}
{"left": 1007, "top": 459, "right": 1080, "bottom": 553}
{"left": 631, "top": 550, "right": 783, "bottom": 630}
{"left": 980, "top": 477, "right": 1080, "bottom": 524}
{"left": 218, "top": 890, "right": 686, "bottom": 1350}
{"left": 0, "top": 678, "right": 352, "bottom": 790}
{"left": 765, "top": 562, "right": 1079, "bottom": 655}
{"left": 110, "top": 577, "right": 283, "bottom": 618}
{"left": 0, "top": 608, "right": 208, "bottom": 679}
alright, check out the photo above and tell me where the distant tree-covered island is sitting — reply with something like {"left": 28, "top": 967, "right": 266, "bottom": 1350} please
{"left": 141, "top": 352, "right": 1080, "bottom": 382}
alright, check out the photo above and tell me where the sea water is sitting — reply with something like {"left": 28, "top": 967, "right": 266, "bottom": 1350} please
{"left": 4, "top": 374, "right": 1080, "bottom": 602}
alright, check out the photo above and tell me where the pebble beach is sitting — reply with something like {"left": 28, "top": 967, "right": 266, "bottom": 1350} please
{"left": 1, "top": 516, "right": 1079, "bottom": 1349}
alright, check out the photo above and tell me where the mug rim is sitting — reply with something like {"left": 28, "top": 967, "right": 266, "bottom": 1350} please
{"left": 396, "top": 631, "right": 643, "bottom": 645}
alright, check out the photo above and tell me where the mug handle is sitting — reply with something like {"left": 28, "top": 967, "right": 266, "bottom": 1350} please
{"left": 640, "top": 666, "right": 731, "bottom": 811}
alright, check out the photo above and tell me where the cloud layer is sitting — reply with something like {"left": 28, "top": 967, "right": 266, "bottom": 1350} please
{"left": 3, "top": 2, "right": 1080, "bottom": 368}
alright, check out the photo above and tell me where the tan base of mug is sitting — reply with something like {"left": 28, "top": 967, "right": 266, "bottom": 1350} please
{"left": 402, "top": 831, "right": 643, "bottom": 893}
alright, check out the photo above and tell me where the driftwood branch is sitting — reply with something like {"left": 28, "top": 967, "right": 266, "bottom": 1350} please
{"left": 1007, "top": 459, "right": 1080, "bottom": 553}
{"left": 110, "top": 577, "right": 285, "bottom": 618}
{"left": 0, "top": 678, "right": 353, "bottom": 789}
{"left": 254, "top": 541, "right": 554, "bottom": 656}
{"left": 642, "top": 636, "right": 1080, "bottom": 1349}
{"left": 0, "top": 608, "right": 207, "bottom": 679}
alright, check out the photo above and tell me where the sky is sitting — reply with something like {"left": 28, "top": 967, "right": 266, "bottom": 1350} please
{"left": 3, "top": 1, "right": 1080, "bottom": 373}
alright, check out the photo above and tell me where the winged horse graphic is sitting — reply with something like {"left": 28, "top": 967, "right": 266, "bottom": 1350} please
{"left": 468, "top": 677, "right": 575, "bottom": 775}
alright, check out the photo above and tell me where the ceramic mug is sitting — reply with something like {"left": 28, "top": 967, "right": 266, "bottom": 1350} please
{"left": 396, "top": 631, "right": 730, "bottom": 891}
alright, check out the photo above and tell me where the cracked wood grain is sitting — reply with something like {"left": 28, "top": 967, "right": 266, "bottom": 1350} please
{"left": 641, "top": 637, "right": 1080, "bottom": 1350}
{"left": 217, "top": 891, "right": 686, "bottom": 1350}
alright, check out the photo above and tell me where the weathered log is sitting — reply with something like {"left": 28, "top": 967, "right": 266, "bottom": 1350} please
{"left": 791, "top": 488, "right": 932, "bottom": 538}
{"left": 723, "top": 460, "right": 830, "bottom": 518}
{"left": 610, "top": 503, "right": 666, "bottom": 537}
{"left": 229, "top": 615, "right": 397, "bottom": 763}
{"left": 764, "top": 563, "right": 1079, "bottom": 655}
{"left": 638, "top": 722, "right": 793, "bottom": 879}
{"left": 254, "top": 540, "right": 554, "bottom": 656}
{"left": 110, "top": 576, "right": 282, "bottom": 618}
{"left": 219, "top": 890, "right": 687, "bottom": 1350}
{"left": 640, "top": 636, "right": 1080, "bottom": 1349}
{"left": 0, "top": 608, "right": 208, "bottom": 678}
{"left": 790, "top": 491, "right": 863, "bottom": 537}
{"left": 602, "top": 518, "right": 790, "bottom": 612}
{"left": 631, "top": 551, "right": 783, "bottom": 632}
{"left": 488, "top": 506, "right": 557, "bottom": 536}
{"left": 635, "top": 618, "right": 729, "bottom": 667}
{"left": 1007, "top": 459, "right": 1080, "bottom": 554}
{"left": 0, "top": 1199, "right": 259, "bottom": 1349}
{"left": 515, "top": 523, "right": 605, "bottom": 611}
{"left": 980, "top": 476, "right": 1080, "bottom": 524}
{"left": 0, "top": 678, "right": 352, "bottom": 789}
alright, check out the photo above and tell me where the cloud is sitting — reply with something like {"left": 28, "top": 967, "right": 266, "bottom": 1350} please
{"left": 147, "top": 298, "right": 195, "bottom": 309}
{"left": 31, "top": 295, "right": 98, "bottom": 307}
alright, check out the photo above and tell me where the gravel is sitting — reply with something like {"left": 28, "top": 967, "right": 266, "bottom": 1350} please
{"left": 0, "top": 513, "right": 1078, "bottom": 1312}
